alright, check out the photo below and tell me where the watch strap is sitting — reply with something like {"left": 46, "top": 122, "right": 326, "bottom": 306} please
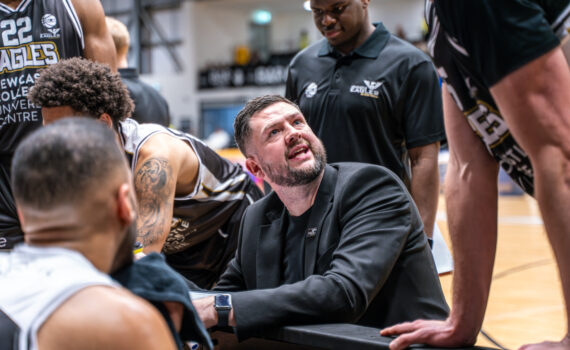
{"left": 217, "top": 308, "right": 230, "bottom": 328}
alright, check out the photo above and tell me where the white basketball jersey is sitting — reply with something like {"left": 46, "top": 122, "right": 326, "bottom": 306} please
{"left": 0, "top": 245, "right": 118, "bottom": 350}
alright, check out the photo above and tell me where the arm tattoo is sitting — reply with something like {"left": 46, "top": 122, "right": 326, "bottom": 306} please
{"left": 135, "top": 157, "right": 175, "bottom": 248}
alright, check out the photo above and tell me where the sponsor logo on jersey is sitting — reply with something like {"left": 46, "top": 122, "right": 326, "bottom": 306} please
{"left": 349, "top": 80, "right": 383, "bottom": 98}
{"left": 40, "top": 14, "right": 61, "bottom": 39}
{"left": 305, "top": 82, "right": 318, "bottom": 98}
{"left": 41, "top": 14, "right": 57, "bottom": 28}
{"left": 0, "top": 42, "right": 59, "bottom": 74}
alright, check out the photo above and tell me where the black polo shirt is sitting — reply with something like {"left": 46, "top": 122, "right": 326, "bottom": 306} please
{"left": 119, "top": 68, "right": 171, "bottom": 127}
{"left": 286, "top": 23, "right": 445, "bottom": 188}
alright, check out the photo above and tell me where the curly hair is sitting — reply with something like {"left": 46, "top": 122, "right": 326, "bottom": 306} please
{"left": 28, "top": 57, "right": 134, "bottom": 125}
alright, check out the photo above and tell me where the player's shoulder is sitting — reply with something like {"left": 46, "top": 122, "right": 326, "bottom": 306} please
{"left": 138, "top": 127, "right": 192, "bottom": 162}
{"left": 39, "top": 285, "right": 173, "bottom": 350}
{"left": 68, "top": 0, "right": 101, "bottom": 18}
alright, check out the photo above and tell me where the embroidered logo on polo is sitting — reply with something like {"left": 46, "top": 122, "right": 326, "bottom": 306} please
{"left": 305, "top": 82, "right": 318, "bottom": 98}
{"left": 350, "top": 80, "right": 383, "bottom": 98}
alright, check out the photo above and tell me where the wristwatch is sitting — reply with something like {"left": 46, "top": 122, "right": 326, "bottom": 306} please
{"left": 214, "top": 294, "right": 232, "bottom": 327}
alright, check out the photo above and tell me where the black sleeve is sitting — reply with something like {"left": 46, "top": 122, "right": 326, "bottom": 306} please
{"left": 400, "top": 61, "right": 446, "bottom": 149}
{"left": 214, "top": 207, "right": 249, "bottom": 292}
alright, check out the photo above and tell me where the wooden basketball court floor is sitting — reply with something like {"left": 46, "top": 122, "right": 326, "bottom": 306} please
{"left": 436, "top": 194, "right": 565, "bottom": 349}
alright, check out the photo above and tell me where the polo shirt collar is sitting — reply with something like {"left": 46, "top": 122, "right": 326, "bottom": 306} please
{"left": 318, "top": 22, "right": 390, "bottom": 58}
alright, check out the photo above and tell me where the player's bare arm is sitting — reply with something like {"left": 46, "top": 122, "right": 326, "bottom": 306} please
{"left": 134, "top": 134, "right": 199, "bottom": 254}
{"left": 408, "top": 142, "right": 440, "bottom": 238}
{"left": 71, "top": 0, "right": 117, "bottom": 70}
{"left": 135, "top": 155, "right": 176, "bottom": 253}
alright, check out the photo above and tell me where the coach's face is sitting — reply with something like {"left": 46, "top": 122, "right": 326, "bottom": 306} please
{"left": 244, "top": 102, "right": 326, "bottom": 187}
{"left": 310, "top": 0, "right": 370, "bottom": 54}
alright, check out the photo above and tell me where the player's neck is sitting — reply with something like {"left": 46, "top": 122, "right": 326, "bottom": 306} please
{"left": 0, "top": 0, "right": 21, "bottom": 9}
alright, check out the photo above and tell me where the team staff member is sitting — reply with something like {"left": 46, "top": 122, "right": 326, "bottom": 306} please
{"left": 28, "top": 57, "right": 264, "bottom": 289}
{"left": 193, "top": 95, "right": 448, "bottom": 340}
{"left": 0, "top": 0, "right": 116, "bottom": 250}
{"left": 286, "top": 0, "right": 445, "bottom": 239}
{"left": 383, "top": 2, "right": 570, "bottom": 350}
{"left": 106, "top": 16, "right": 171, "bottom": 127}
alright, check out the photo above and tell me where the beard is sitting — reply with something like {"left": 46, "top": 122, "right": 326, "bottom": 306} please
{"left": 109, "top": 220, "right": 137, "bottom": 274}
{"left": 261, "top": 139, "right": 327, "bottom": 187}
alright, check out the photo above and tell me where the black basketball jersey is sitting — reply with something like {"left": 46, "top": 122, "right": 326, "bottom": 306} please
{"left": 424, "top": 0, "right": 570, "bottom": 196}
{"left": 0, "top": 0, "right": 83, "bottom": 155}
{"left": 0, "top": 0, "right": 84, "bottom": 250}
{"left": 119, "top": 118, "right": 260, "bottom": 255}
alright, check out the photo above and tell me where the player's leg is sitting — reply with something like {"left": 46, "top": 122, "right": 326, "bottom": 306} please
{"left": 491, "top": 46, "right": 570, "bottom": 349}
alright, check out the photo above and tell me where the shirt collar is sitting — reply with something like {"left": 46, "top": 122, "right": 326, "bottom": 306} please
{"left": 317, "top": 22, "right": 390, "bottom": 58}
{"left": 118, "top": 67, "right": 138, "bottom": 78}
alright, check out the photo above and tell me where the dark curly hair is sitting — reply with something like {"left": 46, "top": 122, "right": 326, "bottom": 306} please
{"left": 28, "top": 57, "right": 134, "bottom": 125}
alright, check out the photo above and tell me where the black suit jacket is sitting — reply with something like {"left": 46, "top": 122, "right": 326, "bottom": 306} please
{"left": 214, "top": 163, "right": 448, "bottom": 339}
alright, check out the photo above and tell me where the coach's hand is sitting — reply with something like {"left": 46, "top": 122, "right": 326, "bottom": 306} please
{"left": 193, "top": 296, "right": 217, "bottom": 329}
{"left": 381, "top": 318, "right": 476, "bottom": 350}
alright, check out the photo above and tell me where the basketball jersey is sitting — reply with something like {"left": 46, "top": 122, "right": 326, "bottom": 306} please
{"left": 425, "top": 0, "right": 570, "bottom": 195}
{"left": 0, "top": 0, "right": 84, "bottom": 249}
{"left": 0, "top": 0, "right": 84, "bottom": 155}
{"left": 119, "top": 118, "right": 257, "bottom": 255}
{"left": 0, "top": 245, "right": 117, "bottom": 350}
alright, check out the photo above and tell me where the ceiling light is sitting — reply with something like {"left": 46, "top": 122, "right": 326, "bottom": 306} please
{"left": 252, "top": 9, "right": 272, "bottom": 25}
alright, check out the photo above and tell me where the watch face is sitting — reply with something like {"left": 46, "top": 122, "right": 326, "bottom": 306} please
{"left": 215, "top": 294, "right": 232, "bottom": 309}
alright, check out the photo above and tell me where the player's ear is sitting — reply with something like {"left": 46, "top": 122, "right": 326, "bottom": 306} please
{"left": 98, "top": 113, "right": 114, "bottom": 129}
{"left": 245, "top": 157, "right": 264, "bottom": 179}
{"left": 117, "top": 183, "right": 135, "bottom": 226}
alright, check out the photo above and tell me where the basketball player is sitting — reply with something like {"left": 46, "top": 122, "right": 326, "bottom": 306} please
{"left": 29, "top": 57, "right": 264, "bottom": 289}
{"left": 0, "top": 118, "right": 176, "bottom": 350}
{"left": 383, "top": 2, "right": 570, "bottom": 350}
{"left": 0, "top": 0, "right": 116, "bottom": 250}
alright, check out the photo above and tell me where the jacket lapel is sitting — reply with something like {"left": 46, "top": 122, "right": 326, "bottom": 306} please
{"left": 256, "top": 199, "right": 286, "bottom": 288}
{"left": 303, "top": 165, "right": 336, "bottom": 278}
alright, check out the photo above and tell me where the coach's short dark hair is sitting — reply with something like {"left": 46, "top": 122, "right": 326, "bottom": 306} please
{"left": 12, "top": 118, "right": 129, "bottom": 209}
{"left": 28, "top": 57, "right": 133, "bottom": 125}
{"left": 234, "top": 95, "right": 299, "bottom": 156}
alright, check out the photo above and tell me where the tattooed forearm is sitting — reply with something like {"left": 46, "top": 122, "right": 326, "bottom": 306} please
{"left": 134, "top": 157, "right": 175, "bottom": 248}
